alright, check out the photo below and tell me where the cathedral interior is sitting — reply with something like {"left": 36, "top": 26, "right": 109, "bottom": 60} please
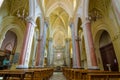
{"left": 0, "top": 0, "right": 120, "bottom": 80}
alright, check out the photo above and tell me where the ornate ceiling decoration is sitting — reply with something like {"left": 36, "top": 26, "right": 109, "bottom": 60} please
{"left": 89, "top": 0, "right": 111, "bottom": 18}
{"left": 6, "top": 0, "right": 29, "bottom": 17}
{"left": 42, "top": 0, "right": 80, "bottom": 47}
{"left": 1, "top": 0, "right": 80, "bottom": 48}
{"left": 50, "top": 7, "right": 69, "bottom": 29}
{"left": 43, "top": 0, "right": 78, "bottom": 13}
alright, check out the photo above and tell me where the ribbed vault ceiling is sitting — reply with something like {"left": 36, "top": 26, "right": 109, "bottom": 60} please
{"left": 42, "top": 0, "right": 80, "bottom": 47}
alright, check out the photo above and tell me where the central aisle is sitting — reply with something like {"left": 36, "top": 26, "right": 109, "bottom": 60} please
{"left": 50, "top": 72, "right": 66, "bottom": 80}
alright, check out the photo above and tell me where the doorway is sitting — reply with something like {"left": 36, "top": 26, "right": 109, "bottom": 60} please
{"left": 100, "top": 43, "right": 118, "bottom": 71}
{"left": 99, "top": 31, "right": 119, "bottom": 71}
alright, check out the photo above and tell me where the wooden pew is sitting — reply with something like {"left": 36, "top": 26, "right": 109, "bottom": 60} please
{"left": 62, "top": 67, "right": 120, "bottom": 80}
{"left": 0, "top": 69, "right": 26, "bottom": 80}
{"left": 86, "top": 71, "right": 120, "bottom": 80}
{"left": 0, "top": 68, "right": 54, "bottom": 80}
{"left": 33, "top": 68, "right": 53, "bottom": 80}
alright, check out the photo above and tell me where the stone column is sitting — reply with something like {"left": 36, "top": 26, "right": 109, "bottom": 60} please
{"left": 65, "top": 38, "right": 70, "bottom": 67}
{"left": 35, "top": 37, "right": 42, "bottom": 66}
{"left": 39, "top": 20, "right": 48, "bottom": 67}
{"left": 82, "top": 18, "right": 98, "bottom": 69}
{"left": 47, "top": 38, "right": 50, "bottom": 66}
{"left": 31, "top": 35, "right": 38, "bottom": 67}
{"left": 17, "top": 17, "right": 36, "bottom": 68}
{"left": 0, "top": 35, "right": 5, "bottom": 47}
{"left": 75, "top": 36, "right": 81, "bottom": 67}
{"left": 35, "top": 17, "right": 44, "bottom": 67}
{"left": 47, "top": 37, "right": 53, "bottom": 66}
{"left": 70, "top": 23, "right": 81, "bottom": 68}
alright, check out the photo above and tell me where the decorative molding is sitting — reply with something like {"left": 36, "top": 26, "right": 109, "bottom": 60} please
{"left": 81, "top": 18, "right": 90, "bottom": 28}
{"left": 26, "top": 16, "right": 36, "bottom": 27}
{"left": 37, "top": 38, "right": 42, "bottom": 41}
{"left": 16, "top": 9, "right": 28, "bottom": 21}
{"left": 75, "top": 36, "right": 81, "bottom": 41}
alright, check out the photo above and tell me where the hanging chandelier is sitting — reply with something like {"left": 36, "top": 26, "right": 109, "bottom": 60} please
{"left": 88, "top": 8, "right": 102, "bottom": 22}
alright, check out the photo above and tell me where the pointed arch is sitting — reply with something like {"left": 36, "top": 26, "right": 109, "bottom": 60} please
{"left": 0, "top": 16, "right": 25, "bottom": 53}
{"left": 46, "top": 2, "right": 72, "bottom": 17}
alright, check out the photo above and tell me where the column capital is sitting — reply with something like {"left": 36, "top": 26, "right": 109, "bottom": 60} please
{"left": 44, "top": 17, "right": 49, "bottom": 28}
{"left": 37, "top": 38, "right": 42, "bottom": 41}
{"left": 48, "top": 37, "right": 53, "bottom": 41}
{"left": 75, "top": 36, "right": 81, "bottom": 41}
{"left": 26, "top": 16, "right": 36, "bottom": 27}
{"left": 69, "top": 17, "right": 74, "bottom": 25}
{"left": 40, "top": 16, "right": 44, "bottom": 21}
{"left": 70, "top": 17, "right": 74, "bottom": 23}
{"left": 81, "top": 17, "right": 91, "bottom": 28}
{"left": 44, "top": 17, "right": 49, "bottom": 23}
{"left": 65, "top": 38, "right": 71, "bottom": 42}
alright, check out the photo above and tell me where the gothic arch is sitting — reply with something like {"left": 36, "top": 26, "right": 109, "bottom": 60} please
{"left": 46, "top": 2, "right": 72, "bottom": 17}
{"left": 0, "top": 16, "right": 25, "bottom": 53}
{"left": 51, "top": 25, "right": 66, "bottom": 38}
{"left": 53, "top": 30, "right": 65, "bottom": 46}
{"left": 93, "top": 22, "right": 120, "bottom": 70}
{"left": 94, "top": 29, "right": 119, "bottom": 71}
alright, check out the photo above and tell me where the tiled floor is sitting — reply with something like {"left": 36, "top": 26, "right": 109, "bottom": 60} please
{"left": 50, "top": 72, "right": 66, "bottom": 80}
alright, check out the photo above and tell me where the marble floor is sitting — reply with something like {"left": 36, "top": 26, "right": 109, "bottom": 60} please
{"left": 50, "top": 72, "right": 66, "bottom": 80}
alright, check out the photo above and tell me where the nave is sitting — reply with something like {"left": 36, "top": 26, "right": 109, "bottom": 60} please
{"left": 0, "top": 1, "right": 120, "bottom": 80}
{"left": 50, "top": 72, "right": 66, "bottom": 80}
{"left": 0, "top": 67, "right": 120, "bottom": 80}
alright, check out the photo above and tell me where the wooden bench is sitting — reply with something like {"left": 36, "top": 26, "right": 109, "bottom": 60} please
{"left": 0, "top": 70, "right": 26, "bottom": 80}
{"left": 0, "top": 68, "right": 54, "bottom": 80}
{"left": 62, "top": 68, "right": 120, "bottom": 80}
{"left": 86, "top": 71, "right": 120, "bottom": 80}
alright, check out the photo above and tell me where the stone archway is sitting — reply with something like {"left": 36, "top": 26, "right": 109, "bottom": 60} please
{"left": 99, "top": 31, "right": 119, "bottom": 71}
{"left": 0, "top": 30, "right": 17, "bottom": 69}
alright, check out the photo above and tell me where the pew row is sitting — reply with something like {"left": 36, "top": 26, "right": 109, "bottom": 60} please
{"left": 0, "top": 68, "right": 54, "bottom": 80}
{"left": 62, "top": 67, "right": 120, "bottom": 80}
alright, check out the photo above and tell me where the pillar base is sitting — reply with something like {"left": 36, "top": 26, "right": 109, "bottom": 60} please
{"left": 73, "top": 66, "right": 82, "bottom": 69}
{"left": 16, "top": 65, "right": 29, "bottom": 69}
{"left": 88, "top": 66, "right": 99, "bottom": 70}
{"left": 34, "top": 65, "right": 44, "bottom": 68}
{"left": 47, "top": 65, "right": 53, "bottom": 67}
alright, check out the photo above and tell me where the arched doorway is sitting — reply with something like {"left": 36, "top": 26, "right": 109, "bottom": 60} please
{"left": 0, "top": 30, "right": 17, "bottom": 69}
{"left": 99, "top": 31, "right": 118, "bottom": 71}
